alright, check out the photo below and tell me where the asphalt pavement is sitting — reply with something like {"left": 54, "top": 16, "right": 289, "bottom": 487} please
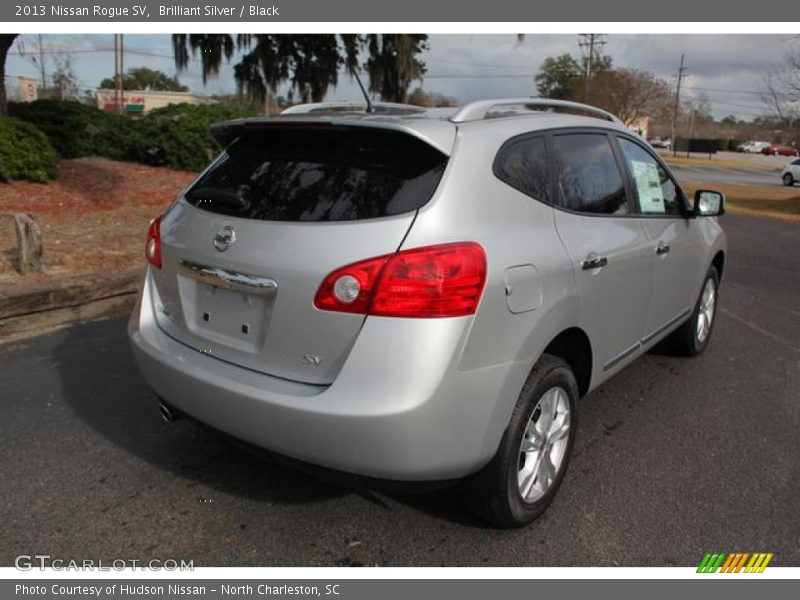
{"left": 1, "top": 214, "right": 798, "bottom": 567}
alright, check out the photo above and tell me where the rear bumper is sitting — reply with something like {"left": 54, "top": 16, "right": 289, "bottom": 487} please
{"left": 128, "top": 269, "right": 526, "bottom": 481}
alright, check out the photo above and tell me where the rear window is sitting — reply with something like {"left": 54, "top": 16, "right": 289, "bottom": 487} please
{"left": 185, "top": 127, "right": 448, "bottom": 221}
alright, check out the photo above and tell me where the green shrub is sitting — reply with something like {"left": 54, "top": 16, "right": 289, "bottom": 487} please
{"left": 137, "top": 103, "right": 257, "bottom": 171}
{"left": 8, "top": 100, "right": 140, "bottom": 160}
{"left": 0, "top": 117, "right": 58, "bottom": 183}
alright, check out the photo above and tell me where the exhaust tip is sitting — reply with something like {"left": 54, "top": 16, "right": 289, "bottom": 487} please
{"left": 159, "top": 400, "right": 180, "bottom": 423}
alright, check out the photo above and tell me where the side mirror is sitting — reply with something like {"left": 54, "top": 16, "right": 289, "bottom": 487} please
{"left": 693, "top": 190, "right": 725, "bottom": 217}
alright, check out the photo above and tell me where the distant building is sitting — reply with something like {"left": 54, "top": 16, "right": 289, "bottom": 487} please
{"left": 626, "top": 116, "right": 650, "bottom": 140}
{"left": 94, "top": 89, "right": 216, "bottom": 115}
{"left": 17, "top": 76, "right": 38, "bottom": 102}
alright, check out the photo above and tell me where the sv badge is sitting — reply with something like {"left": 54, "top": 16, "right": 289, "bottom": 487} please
{"left": 302, "top": 354, "right": 323, "bottom": 366}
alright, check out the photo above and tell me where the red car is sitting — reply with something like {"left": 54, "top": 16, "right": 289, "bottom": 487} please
{"left": 762, "top": 144, "right": 799, "bottom": 157}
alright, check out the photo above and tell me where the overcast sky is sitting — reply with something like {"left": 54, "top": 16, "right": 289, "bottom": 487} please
{"left": 6, "top": 33, "right": 799, "bottom": 120}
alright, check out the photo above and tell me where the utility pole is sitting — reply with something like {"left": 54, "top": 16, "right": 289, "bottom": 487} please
{"left": 579, "top": 33, "right": 606, "bottom": 102}
{"left": 670, "top": 53, "right": 687, "bottom": 157}
{"left": 113, "top": 34, "right": 125, "bottom": 115}
{"left": 120, "top": 33, "right": 124, "bottom": 115}
{"left": 114, "top": 34, "right": 119, "bottom": 112}
{"left": 687, "top": 108, "right": 697, "bottom": 157}
{"left": 36, "top": 34, "right": 47, "bottom": 93}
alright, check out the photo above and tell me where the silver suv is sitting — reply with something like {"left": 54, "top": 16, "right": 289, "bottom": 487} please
{"left": 129, "top": 98, "right": 727, "bottom": 527}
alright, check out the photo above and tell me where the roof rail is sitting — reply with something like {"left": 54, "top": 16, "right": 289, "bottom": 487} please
{"left": 449, "top": 98, "right": 623, "bottom": 124}
{"left": 281, "top": 101, "right": 426, "bottom": 116}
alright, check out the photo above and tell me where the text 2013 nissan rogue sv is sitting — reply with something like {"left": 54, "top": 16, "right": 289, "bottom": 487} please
{"left": 129, "top": 98, "right": 727, "bottom": 527}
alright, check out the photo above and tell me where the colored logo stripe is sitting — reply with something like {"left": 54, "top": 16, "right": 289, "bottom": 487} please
{"left": 719, "top": 553, "right": 749, "bottom": 573}
{"left": 697, "top": 553, "right": 773, "bottom": 573}
{"left": 697, "top": 553, "right": 726, "bottom": 573}
{"left": 745, "top": 553, "right": 773, "bottom": 573}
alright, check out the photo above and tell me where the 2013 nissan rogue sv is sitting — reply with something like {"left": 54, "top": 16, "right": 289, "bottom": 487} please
{"left": 128, "top": 98, "right": 727, "bottom": 527}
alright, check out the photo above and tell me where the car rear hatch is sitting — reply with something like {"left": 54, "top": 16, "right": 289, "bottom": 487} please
{"left": 148, "top": 120, "right": 454, "bottom": 385}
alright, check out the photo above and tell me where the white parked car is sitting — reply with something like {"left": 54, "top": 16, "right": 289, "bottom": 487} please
{"left": 737, "top": 141, "right": 770, "bottom": 153}
{"left": 781, "top": 158, "right": 800, "bottom": 186}
{"left": 649, "top": 138, "right": 671, "bottom": 149}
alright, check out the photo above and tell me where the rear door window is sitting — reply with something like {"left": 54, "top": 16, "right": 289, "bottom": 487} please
{"left": 551, "top": 133, "right": 629, "bottom": 215}
{"left": 185, "top": 128, "right": 448, "bottom": 222}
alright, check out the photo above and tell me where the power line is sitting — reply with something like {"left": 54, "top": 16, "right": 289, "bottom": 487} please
{"left": 684, "top": 85, "right": 789, "bottom": 97}
{"left": 426, "top": 58, "right": 533, "bottom": 70}
{"left": 8, "top": 47, "right": 185, "bottom": 62}
{"left": 424, "top": 73, "right": 534, "bottom": 79}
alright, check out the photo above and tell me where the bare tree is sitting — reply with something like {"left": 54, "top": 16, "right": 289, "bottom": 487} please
{"left": 51, "top": 54, "right": 79, "bottom": 101}
{"left": 762, "top": 69, "right": 800, "bottom": 137}
{"left": 17, "top": 34, "right": 50, "bottom": 92}
{"left": 576, "top": 68, "right": 672, "bottom": 125}
{"left": 760, "top": 45, "right": 800, "bottom": 141}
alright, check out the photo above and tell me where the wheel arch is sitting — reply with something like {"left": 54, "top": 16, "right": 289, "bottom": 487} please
{"left": 540, "top": 327, "right": 593, "bottom": 398}
{"left": 712, "top": 250, "right": 725, "bottom": 281}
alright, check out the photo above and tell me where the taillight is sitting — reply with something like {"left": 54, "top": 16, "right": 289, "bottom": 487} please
{"left": 145, "top": 215, "right": 163, "bottom": 269}
{"left": 314, "top": 242, "right": 486, "bottom": 318}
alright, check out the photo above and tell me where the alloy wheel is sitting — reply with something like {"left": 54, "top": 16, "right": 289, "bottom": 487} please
{"left": 517, "top": 386, "right": 571, "bottom": 503}
{"left": 696, "top": 278, "right": 716, "bottom": 344}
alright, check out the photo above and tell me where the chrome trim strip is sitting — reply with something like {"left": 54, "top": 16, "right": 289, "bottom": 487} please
{"left": 603, "top": 341, "right": 642, "bottom": 372}
{"left": 177, "top": 260, "right": 278, "bottom": 296}
{"left": 641, "top": 308, "right": 692, "bottom": 346}
{"left": 603, "top": 307, "right": 693, "bottom": 372}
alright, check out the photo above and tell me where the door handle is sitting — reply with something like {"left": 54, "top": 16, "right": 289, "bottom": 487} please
{"left": 655, "top": 242, "right": 671, "bottom": 255}
{"left": 581, "top": 253, "right": 608, "bottom": 271}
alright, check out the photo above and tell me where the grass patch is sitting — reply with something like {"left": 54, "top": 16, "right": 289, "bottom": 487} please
{"left": 683, "top": 182, "right": 800, "bottom": 222}
{"left": 661, "top": 154, "right": 778, "bottom": 171}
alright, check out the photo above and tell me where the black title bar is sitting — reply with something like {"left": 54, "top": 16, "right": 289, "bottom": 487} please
{"left": 2, "top": 0, "right": 797, "bottom": 22}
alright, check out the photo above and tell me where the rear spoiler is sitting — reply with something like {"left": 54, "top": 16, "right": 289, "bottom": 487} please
{"left": 209, "top": 118, "right": 335, "bottom": 147}
{"left": 209, "top": 116, "right": 457, "bottom": 156}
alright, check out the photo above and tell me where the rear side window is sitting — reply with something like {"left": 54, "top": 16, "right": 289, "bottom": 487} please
{"left": 494, "top": 137, "right": 550, "bottom": 203}
{"left": 552, "top": 133, "right": 629, "bottom": 215}
{"left": 185, "top": 128, "right": 448, "bottom": 221}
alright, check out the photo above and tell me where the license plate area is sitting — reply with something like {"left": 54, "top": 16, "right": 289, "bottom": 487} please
{"left": 178, "top": 277, "right": 270, "bottom": 353}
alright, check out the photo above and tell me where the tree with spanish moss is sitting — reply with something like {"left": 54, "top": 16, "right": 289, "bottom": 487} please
{"left": 172, "top": 34, "right": 360, "bottom": 105}
{"left": 363, "top": 34, "right": 428, "bottom": 103}
{"left": 171, "top": 34, "right": 428, "bottom": 107}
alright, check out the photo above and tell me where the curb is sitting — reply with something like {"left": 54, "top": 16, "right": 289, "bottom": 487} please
{"left": 0, "top": 267, "right": 143, "bottom": 342}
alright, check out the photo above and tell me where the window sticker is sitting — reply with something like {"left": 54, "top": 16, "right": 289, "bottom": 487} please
{"left": 631, "top": 160, "right": 665, "bottom": 214}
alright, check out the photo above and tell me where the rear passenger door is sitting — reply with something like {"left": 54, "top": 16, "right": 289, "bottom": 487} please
{"left": 549, "top": 131, "right": 654, "bottom": 374}
{"left": 615, "top": 136, "right": 705, "bottom": 342}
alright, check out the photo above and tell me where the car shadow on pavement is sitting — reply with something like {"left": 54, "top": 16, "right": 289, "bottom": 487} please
{"left": 52, "top": 317, "right": 484, "bottom": 525}
{"left": 53, "top": 318, "right": 349, "bottom": 506}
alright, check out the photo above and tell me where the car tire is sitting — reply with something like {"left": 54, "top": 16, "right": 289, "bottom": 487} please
{"left": 659, "top": 266, "right": 720, "bottom": 357}
{"left": 461, "top": 354, "right": 579, "bottom": 528}
{"left": 783, "top": 173, "right": 795, "bottom": 186}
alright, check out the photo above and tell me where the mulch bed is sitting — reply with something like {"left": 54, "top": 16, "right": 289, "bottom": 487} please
{"left": 0, "top": 157, "right": 197, "bottom": 287}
